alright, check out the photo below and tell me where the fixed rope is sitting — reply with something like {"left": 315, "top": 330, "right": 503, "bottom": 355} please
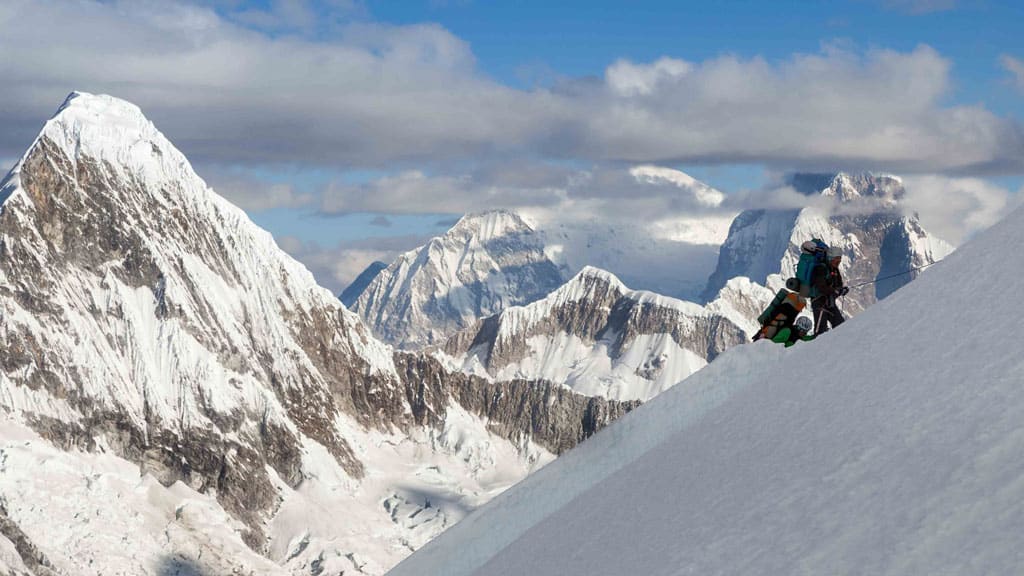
{"left": 845, "top": 261, "right": 939, "bottom": 290}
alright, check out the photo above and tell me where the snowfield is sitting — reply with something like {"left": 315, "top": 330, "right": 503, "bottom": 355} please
{"left": 389, "top": 201, "right": 1024, "bottom": 574}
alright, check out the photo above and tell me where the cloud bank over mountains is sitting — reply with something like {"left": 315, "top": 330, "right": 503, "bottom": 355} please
{"left": 2, "top": 1, "right": 1020, "bottom": 294}
{"left": 1, "top": 1, "right": 1021, "bottom": 177}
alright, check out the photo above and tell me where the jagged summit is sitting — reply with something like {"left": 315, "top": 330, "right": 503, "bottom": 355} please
{"left": 701, "top": 172, "right": 949, "bottom": 303}
{"left": 449, "top": 209, "right": 534, "bottom": 241}
{"left": 351, "top": 208, "right": 564, "bottom": 349}
{"left": 790, "top": 171, "right": 904, "bottom": 204}
{"left": 568, "top": 265, "right": 627, "bottom": 290}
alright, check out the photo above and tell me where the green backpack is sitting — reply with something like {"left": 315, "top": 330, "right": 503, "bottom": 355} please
{"left": 792, "top": 239, "right": 829, "bottom": 298}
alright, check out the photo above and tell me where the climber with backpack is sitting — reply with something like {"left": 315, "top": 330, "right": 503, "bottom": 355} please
{"left": 771, "top": 315, "right": 815, "bottom": 347}
{"left": 784, "top": 238, "right": 847, "bottom": 335}
{"left": 752, "top": 286, "right": 810, "bottom": 344}
{"left": 810, "top": 245, "right": 848, "bottom": 334}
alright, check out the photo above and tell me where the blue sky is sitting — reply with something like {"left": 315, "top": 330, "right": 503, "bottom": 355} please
{"left": 1, "top": 0, "right": 1022, "bottom": 292}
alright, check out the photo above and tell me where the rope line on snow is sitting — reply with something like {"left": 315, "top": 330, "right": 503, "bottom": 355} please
{"left": 845, "top": 261, "right": 939, "bottom": 290}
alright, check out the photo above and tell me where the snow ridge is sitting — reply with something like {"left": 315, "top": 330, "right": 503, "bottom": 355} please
{"left": 440, "top": 267, "right": 749, "bottom": 402}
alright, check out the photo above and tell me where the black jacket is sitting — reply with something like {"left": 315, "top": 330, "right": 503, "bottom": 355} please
{"left": 811, "top": 262, "right": 843, "bottom": 301}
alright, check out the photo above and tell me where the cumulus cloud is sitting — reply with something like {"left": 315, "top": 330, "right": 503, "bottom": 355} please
{"left": 1003, "top": 55, "right": 1024, "bottom": 94}
{"left": 223, "top": 0, "right": 366, "bottom": 34}
{"left": 605, "top": 57, "right": 691, "bottom": 96}
{"left": 584, "top": 46, "right": 1024, "bottom": 174}
{"left": 0, "top": 1, "right": 1021, "bottom": 177}
{"left": 0, "top": 0, "right": 554, "bottom": 168}
{"left": 901, "top": 175, "right": 1012, "bottom": 244}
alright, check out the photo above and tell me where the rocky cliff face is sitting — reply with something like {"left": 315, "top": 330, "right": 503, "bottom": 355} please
{"left": 702, "top": 173, "right": 953, "bottom": 313}
{"left": 350, "top": 210, "right": 565, "bottom": 350}
{"left": 440, "top": 267, "right": 749, "bottom": 402}
{"left": 0, "top": 93, "right": 634, "bottom": 575}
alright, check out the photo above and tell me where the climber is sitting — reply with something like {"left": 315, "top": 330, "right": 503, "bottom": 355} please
{"left": 753, "top": 287, "right": 807, "bottom": 343}
{"left": 811, "top": 245, "right": 848, "bottom": 334}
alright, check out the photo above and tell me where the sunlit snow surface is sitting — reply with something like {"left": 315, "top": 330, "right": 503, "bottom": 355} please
{"left": 391, "top": 204, "right": 1024, "bottom": 575}
{"left": 0, "top": 410, "right": 552, "bottom": 575}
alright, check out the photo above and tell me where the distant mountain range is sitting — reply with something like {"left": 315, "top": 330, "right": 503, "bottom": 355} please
{"left": 438, "top": 267, "right": 757, "bottom": 402}
{"left": 389, "top": 172, "right": 1022, "bottom": 576}
{"left": 344, "top": 173, "right": 951, "bottom": 406}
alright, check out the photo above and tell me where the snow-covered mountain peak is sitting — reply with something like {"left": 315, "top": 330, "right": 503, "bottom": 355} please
{"left": 440, "top": 264, "right": 747, "bottom": 402}
{"left": 798, "top": 171, "right": 904, "bottom": 206}
{"left": 449, "top": 209, "right": 534, "bottom": 241}
{"left": 30, "top": 92, "right": 199, "bottom": 194}
{"left": 567, "top": 265, "right": 627, "bottom": 292}
{"left": 351, "top": 209, "right": 564, "bottom": 349}
{"left": 702, "top": 171, "right": 945, "bottom": 303}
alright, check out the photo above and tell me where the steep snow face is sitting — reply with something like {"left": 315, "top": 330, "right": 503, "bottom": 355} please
{"left": 390, "top": 189, "right": 1024, "bottom": 576}
{"left": 439, "top": 267, "right": 750, "bottom": 402}
{"left": 701, "top": 208, "right": 802, "bottom": 302}
{"left": 701, "top": 173, "right": 952, "bottom": 308}
{"left": 0, "top": 94, "right": 638, "bottom": 575}
{"left": 351, "top": 210, "right": 564, "bottom": 350}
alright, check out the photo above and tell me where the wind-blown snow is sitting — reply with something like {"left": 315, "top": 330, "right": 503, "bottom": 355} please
{"left": 390, "top": 200, "right": 1024, "bottom": 575}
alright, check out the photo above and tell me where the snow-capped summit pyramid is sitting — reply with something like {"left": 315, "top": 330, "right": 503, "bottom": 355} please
{"left": 350, "top": 209, "right": 565, "bottom": 349}
{"left": 0, "top": 94, "right": 636, "bottom": 575}
{"left": 1, "top": 90, "right": 399, "bottom": 544}
{"left": 440, "top": 266, "right": 749, "bottom": 402}
{"left": 701, "top": 172, "right": 952, "bottom": 312}
{"left": 390, "top": 178, "right": 1024, "bottom": 576}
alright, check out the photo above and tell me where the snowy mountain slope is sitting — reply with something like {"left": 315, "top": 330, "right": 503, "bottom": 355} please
{"left": 701, "top": 173, "right": 953, "bottom": 313}
{"left": 439, "top": 267, "right": 752, "bottom": 402}
{"left": 350, "top": 210, "right": 565, "bottom": 349}
{"left": 390, "top": 185, "right": 1024, "bottom": 576}
{"left": 347, "top": 173, "right": 732, "bottom": 351}
{"left": 0, "top": 93, "right": 637, "bottom": 575}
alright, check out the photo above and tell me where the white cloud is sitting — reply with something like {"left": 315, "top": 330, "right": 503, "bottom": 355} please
{"left": 901, "top": 175, "right": 1011, "bottom": 244}
{"left": 200, "top": 168, "right": 316, "bottom": 211}
{"left": 605, "top": 57, "right": 691, "bottom": 96}
{"left": 629, "top": 165, "right": 725, "bottom": 207}
{"left": 580, "top": 46, "right": 1024, "bottom": 174}
{"left": 1, "top": 1, "right": 1021, "bottom": 189}
{"left": 1002, "top": 55, "right": 1024, "bottom": 94}
{"left": 318, "top": 164, "right": 734, "bottom": 225}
